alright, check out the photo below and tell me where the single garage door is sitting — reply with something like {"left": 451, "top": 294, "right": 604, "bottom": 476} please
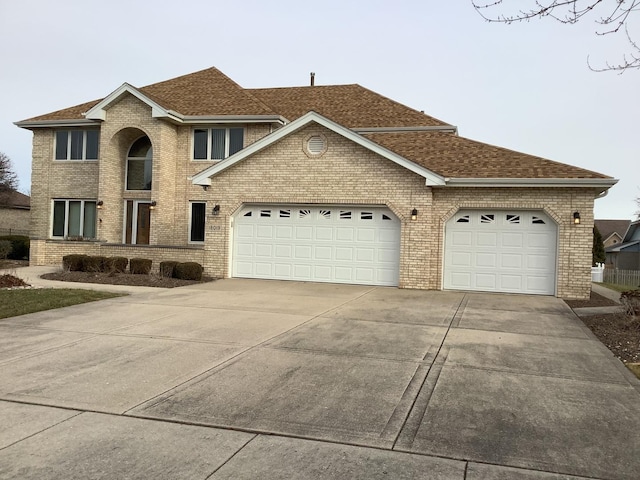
{"left": 233, "top": 205, "right": 401, "bottom": 286}
{"left": 444, "top": 210, "right": 557, "bottom": 295}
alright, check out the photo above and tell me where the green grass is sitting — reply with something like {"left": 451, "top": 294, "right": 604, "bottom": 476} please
{"left": 627, "top": 364, "right": 640, "bottom": 380}
{"left": 596, "top": 282, "right": 637, "bottom": 293}
{"left": 0, "top": 288, "right": 125, "bottom": 319}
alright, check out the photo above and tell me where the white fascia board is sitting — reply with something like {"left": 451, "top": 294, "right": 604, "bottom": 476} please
{"left": 354, "top": 125, "right": 458, "bottom": 134}
{"left": 445, "top": 177, "right": 619, "bottom": 189}
{"left": 179, "top": 115, "right": 288, "bottom": 125}
{"left": 84, "top": 83, "right": 174, "bottom": 121}
{"left": 14, "top": 119, "right": 99, "bottom": 129}
{"left": 192, "top": 111, "right": 446, "bottom": 186}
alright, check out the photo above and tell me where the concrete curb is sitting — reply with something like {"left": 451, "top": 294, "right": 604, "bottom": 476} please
{"left": 591, "top": 283, "right": 621, "bottom": 304}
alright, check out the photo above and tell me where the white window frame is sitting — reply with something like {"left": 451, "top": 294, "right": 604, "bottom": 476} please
{"left": 189, "top": 201, "right": 206, "bottom": 244}
{"left": 191, "top": 127, "right": 244, "bottom": 161}
{"left": 54, "top": 129, "right": 100, "bottom": 161}
{"left": 51, "top": 199, "right": 97, "bottom": 239}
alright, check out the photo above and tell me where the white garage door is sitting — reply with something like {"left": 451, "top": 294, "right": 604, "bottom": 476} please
{"left": 233, "top": 205, "right": 401, "bottom": 286}
{"left": 444, "top": 210, "right": 557, "bottom": 295}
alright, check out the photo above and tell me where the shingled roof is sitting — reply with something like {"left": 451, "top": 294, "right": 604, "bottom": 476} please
{"left": 595, "top": 219, "right": 631, "bottom": 240}
{"left": 364, "top": 131, "right": 611, "bottom": 179}
{"left": 20, "top": 67, "right": 448, "bottom": 126}
{"left": 248, "top": 85, "right": 449, "bottom": 128}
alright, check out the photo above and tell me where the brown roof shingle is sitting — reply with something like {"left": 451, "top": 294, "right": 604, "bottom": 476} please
{"left": 364, "top": 131, "right": 611, "bottom": 179}
{"left": 249, "top": 85, "right": 450, "bottom": 128}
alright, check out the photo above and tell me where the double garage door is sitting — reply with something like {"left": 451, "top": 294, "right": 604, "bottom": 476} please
{"left": 444, "top": 210, "right": 558, "bottom": 295}
{"left": 232, "top": 205, "right": 401, "bottom": 286}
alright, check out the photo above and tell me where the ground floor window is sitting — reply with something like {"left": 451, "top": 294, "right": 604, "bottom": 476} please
{"left": 190, "top": 202, "right": 206, "bottom": 242}
{"left": 52, "top": 200, "right": 97, "bottom": 239}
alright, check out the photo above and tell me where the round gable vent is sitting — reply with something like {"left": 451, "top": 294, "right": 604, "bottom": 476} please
{"left": 304, "top": 134, "right": 327, "bottom": 157}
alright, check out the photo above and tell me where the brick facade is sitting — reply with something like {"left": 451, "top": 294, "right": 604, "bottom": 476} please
{"left": 26, "top": 93, "right": 599, "bottom": 299}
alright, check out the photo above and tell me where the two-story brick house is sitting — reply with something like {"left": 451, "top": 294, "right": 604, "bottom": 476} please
{"left": 15, "top": 67, "right": 616, "bottom": 298}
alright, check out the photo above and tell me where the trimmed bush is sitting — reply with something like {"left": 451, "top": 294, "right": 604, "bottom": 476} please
{"left": 160, "top": 261, "right": 179, "bottom": 278}
{"left": 105, "top": 256, "right": 128, "bottom": 273}
{"left": 0, "top": 240, "right": 12, "bottom": 260}
{"left": 83, "top": 255, "right": 107, "bottom": 273}
{"left": 62, "top": 254, "right": 88, "bottom": 272}
{"left": 0, "top": 235, "right": 30, "bottom": 260}
{"left": 130, "top": 258, "right": 152, "bottom": 275}
{"left": 174, "top": 262, "right": 203, "bottom": 281}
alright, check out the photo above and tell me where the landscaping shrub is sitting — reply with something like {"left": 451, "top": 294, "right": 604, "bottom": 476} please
{"left": 160, "top": 261, "right": 179, "bottom": 278}
{"left": 130, "top": 258, "right": 152, "bottom": 275}
{"left": 0, "top": 235, "right": 30, "bottom": 260}
{"left": 83, "top": 255, "right": 107, "bottom": 273}
{"left": 621, "top": 289, "right": 640, "bottom": 318}
{"left": 0, "top": 240, "right": 12, "bottom": 260}
{"left": 174, "top": 262, "right": 203, "bottom": 281}
{"left": 62, "top": 254, "right": 88, "bottom": 272}
{"left": 105, "top": 256, "right": 128, "bottom": 273}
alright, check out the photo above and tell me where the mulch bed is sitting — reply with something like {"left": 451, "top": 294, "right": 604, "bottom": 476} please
{"left": 41, "top": 271, "right": 215, "bottom": 288}
{"left": 0, "top": 274, "right": 30, "bottom": 289}
{"left": 564, "top": 291, "right": 640, "bottom": 364}
{"left": 564, "top": 291, "right": 618, "bottom": 308}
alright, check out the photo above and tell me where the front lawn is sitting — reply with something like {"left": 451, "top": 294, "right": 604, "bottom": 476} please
{"left": 0, "top": 288, "right": 125, "bottom": 319}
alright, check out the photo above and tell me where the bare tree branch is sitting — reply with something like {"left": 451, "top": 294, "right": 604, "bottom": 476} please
{"left": 471, "top": 1, "right": 640, "bottom": 71}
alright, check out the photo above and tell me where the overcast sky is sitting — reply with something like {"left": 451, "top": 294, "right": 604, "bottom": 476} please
{"left": 1, "top": 0, "right": 637, "bottom": 220}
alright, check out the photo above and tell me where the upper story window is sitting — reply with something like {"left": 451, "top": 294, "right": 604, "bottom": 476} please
{"left": 126, "top": 136, "right": 153, "bottom": 191}
{"left": 55, "top": 129, "right": 100, "bottom": 160}
{"left": 193, "top": 127, "right": 244, "bottom": 160}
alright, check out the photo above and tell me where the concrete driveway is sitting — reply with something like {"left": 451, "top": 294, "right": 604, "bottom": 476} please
{"left": 1, "top": 279, "right": 639, "bottom": 479}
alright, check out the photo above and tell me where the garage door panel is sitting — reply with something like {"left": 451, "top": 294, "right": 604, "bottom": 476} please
{"left": 477, "top": 232, "right": 498, "bottom": 247}
{"left": 476, "top": 253, "right": 497, "bottom": 268}
{"left": 314, "top": 246, "right": 333, "bottom": 260}
{"left": 315, "top": 227, "right": 333, "bottom": 241}
{"left": 501, "top": 254, "right": 523, "bottom": 269}
{"left": 451, "top": 231, "right": 473, "bottom": 246}
{"left": 275, "top": 226, "right": 293, "bottom": 239}
{"left": 445, "top": 210, "right": 556, "bottom": 295}
{"left": 294, "top": 245, "right": 312, "bottom": 259}
{"left": 233, "top": 206, "right": 400, "bottom": 286}
{"left": 336, "top": 228, "right": 355, "bottom": 241}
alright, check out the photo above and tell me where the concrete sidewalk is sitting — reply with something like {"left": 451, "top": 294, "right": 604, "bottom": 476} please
{"left": 1, "top": 279, "right": 638, "bottom": 479}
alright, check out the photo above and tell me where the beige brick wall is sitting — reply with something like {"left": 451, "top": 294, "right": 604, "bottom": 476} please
{"left": 0, "top": 208, "right": 30, "bottom": 234}
{"left": 26, "top": 96, "right": 597, "bottom": 298}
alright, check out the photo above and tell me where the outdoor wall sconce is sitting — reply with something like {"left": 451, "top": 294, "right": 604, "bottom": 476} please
{"left": 202, "top": 185, "right": 209, "bottom": 191}
{"left": 149, "top": 201, "right": 157, "bottom": 210}
{"left": 96, "top": 200, "right": 104, "bottom": 209}
{"left": 212, "top": 204, "right": 220, "bottom": 216}
{"left": 411, "top": 208, "right": 418, "bottom": 221}
{"left": 573, "top": 211, "right": 581, "bottom": 225}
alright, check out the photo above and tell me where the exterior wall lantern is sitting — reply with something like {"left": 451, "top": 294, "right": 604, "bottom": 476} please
{"left": 96, "top": 200, "right": 104, "bottom": 209}
{"left": 149, "top": 201, "right": 157, "bottom": 210}
{"left": 573, "top": 211, "right": 581, "bottom": 225}
{"left": 411, "top": 208, "right": 418, "bottom": 221}
{"left": 212, "top": 204, "right": 220, "bottom": 216}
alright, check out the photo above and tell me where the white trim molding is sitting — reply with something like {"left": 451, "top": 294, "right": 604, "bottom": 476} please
{"left": 191, "top": 111, "right": 447, "bottom": 187}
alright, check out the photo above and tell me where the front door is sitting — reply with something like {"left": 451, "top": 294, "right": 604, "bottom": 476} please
{"left": 125, "top": 200, "right": 151, "bottom": 245}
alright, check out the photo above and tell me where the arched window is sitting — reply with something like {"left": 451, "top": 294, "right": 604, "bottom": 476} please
{"left": 126, "top": 137, "right": 152, "bottom": 190}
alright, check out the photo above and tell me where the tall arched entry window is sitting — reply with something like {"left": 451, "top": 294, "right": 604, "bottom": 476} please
{"left": 124, "top": 136, "right": 153, "bottom": 244}
{"left": 126, "top": 136, "right": 152, "bottom": 190}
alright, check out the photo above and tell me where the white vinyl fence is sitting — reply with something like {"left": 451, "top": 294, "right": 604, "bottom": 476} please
{"left": 603, "top": 269, "right": 640, "bottom": 288}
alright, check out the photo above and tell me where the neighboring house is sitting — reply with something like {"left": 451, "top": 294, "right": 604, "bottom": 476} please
{"left": 15, "top": 67, "right": 617, "bottom": 299}
{"left": 595, "top": 219, "right": 630, "bottom": 249}
{"left": 606, "top": 220, "right": 640, "bottom": 270}
{"left": 0, "top": 190, "right": 30, "bottom": 236}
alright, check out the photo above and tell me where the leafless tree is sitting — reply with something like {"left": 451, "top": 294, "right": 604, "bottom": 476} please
{"left": 471, "top": 1, "right": 640, "bottom": 72}
{"left": 0, "top": 152, "right": 19, "bottom": 207}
